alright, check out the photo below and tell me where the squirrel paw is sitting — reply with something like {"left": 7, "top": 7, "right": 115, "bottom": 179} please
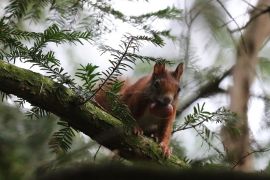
{"left": 159, "top": 142, "right": 172, "bottom": 158}
{"left": 133, "top": 126, "right": 143, "bottom": 135}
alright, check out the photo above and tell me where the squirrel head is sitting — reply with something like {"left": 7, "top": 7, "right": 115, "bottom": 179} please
{"left": 150, "top": 62, "right": 184, "bottom": 107}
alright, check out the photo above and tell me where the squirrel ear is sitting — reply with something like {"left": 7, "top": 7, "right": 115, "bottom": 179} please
{"left": 173, "top": 63, "right": 184, "bottom": 80}
{"left": 153, "top": 63, "right": 165, "bottom": 75}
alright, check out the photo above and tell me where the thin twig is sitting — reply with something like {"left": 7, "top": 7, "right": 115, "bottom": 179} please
{"left": 173, "top": 116, "right": 213, "bottom": 133}
{"left": 216, "top": 0, "right": 247, "bottom": 53}
{"left": 231, "top": 148, "right": 270, "bottom": 170}
{"left": 220, "top": 12, "right": 248, "bottom": 28}
{"left": 230, "top": 6, "right": 270, "bottom": 33}
{"left": 94, "top": 145, "right": 102, "bottom": 161}
{"left": 242, "top": 0, "right": 257, "bottom": 9}
{"left": 81, "top": 37, "right": 134, "bottom": 104}
{"left": 193, "top": 126, "right": 225, "bottom": 158}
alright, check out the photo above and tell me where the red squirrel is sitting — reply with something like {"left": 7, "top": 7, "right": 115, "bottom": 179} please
{"left": 95, "top": 62, "right": 184, "bottom": 156}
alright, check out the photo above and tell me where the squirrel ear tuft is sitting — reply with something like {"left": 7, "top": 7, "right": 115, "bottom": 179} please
{"left": 173, "top": 63, "right": 184, "bottom": 80}
{"left": 153, "top": 63, "right": 165, "bottom": 75}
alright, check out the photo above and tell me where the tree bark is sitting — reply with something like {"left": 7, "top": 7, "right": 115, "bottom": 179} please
{"left": 221, "top": 0, "right": 270, "bottom": 172}
{"left": 0, "top": 60, "right": 187, "bottom": 168}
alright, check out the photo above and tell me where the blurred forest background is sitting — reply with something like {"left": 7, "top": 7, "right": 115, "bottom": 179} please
{"left": 1, "top": 0, "right": 270, "bottom": 179}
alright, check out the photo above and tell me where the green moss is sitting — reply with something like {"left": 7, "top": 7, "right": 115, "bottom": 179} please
{"left": 85, "top": 102, "right": 124, "bottom": 127}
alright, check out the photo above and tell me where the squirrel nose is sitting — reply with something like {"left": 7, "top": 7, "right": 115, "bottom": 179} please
{"left": 157, "top": 96, "right": 172, "bottom": 106}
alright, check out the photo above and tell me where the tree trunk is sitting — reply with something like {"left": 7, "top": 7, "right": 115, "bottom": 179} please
{"left": 221, "top": 0, "right": 270, "bottom": 171}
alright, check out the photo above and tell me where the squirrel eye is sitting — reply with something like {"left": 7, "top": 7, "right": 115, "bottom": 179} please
{"left": 177, "top": 86, "right": 181, "bottom": 93}
{"left": 154, "top": 80, "right": 160, "bottom": 88}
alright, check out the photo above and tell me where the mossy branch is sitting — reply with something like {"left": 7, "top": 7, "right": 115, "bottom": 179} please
{"left": 0, "top": 60, "right": 188, "bottom": 168}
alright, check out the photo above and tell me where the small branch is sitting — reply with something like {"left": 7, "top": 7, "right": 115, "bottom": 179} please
{"left": 220, "top": 0, "right": 259, "bottom": 29}
{"left": 177, "top": 67, "right": 232, "bottom": 116}
{"left": 192, "top": 126, "right": 225, "bottom": 158}
{"left": 231, "top": 148, "right": 270, "bottom": 170}
{"left": 242, "top": 0, "right": 257, "bottom": 9}
{"left": 173, "top": 116, "right": 212, "bottom": 133}
{"left": 94, "top": 145, "right": 102, "bottom": 161}
{"left": 183, "top": 1, "right": 201, "bottom": 66}
{"left": 230, "top": 6, "right": 270, "bottom": 33}
{"left": 82, "top": 37, "right": 134, "bottom": 104}
{"left": 216, "top": 0, "right": 247, "bottom": 52}
{"left": 220, "top": 13, "right": 248, "bottom": 29}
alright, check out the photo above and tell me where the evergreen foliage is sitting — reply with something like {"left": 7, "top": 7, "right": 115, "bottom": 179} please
{"left": 174, "top": 103, "right": 237, "bottom": 161}
{"left": 49, "top": 120, "right": 77, "bottom": 154}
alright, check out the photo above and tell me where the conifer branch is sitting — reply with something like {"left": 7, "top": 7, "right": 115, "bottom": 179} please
{"left": 0, "top": 60, "right": 188, "bottom": 168}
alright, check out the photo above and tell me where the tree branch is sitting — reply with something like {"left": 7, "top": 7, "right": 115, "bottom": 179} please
{"left": 0, "top": 60, "right": 188, "bottom": 168}
{"left": 177, "top": 67, "right": 232, "bottom": 115}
